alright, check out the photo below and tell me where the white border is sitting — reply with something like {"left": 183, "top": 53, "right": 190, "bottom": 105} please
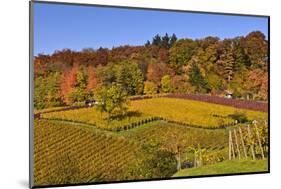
{"left": 1, "top": 0, "right": 280, "bottom": 189}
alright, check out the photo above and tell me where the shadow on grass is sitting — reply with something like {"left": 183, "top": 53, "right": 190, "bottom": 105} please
{"left": 107, "top": 111, "right": 143, "bottom": 121}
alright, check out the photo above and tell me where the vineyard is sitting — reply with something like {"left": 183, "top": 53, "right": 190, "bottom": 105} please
{"left": 165, "top": 94, "right": 268, "bottom": 112}
{"left": 41, "top": 97, "right": 267, "bottom": 129}
{"left": 171, "top": 119, "right": 268, "bottom": 177}
{"left": 119, "top": 122, "right": 228, "bottom": 151}
{"left": 34, "top": 119, "right": 230, "bottom": 186}
{"left": 40, "top": 106, "right": 154, "bottom": 131}
{"left": 118, "top": 121, "right": 230, "bottom": 166}
{"left": 34, "top": 97, "right": 268, "bottom": 186}
{"left": 34, "top": 119, "right": 144, "bottom": 186}
{"left": 131, "top": 98, "right": 266, "bottom": 128}
{"left": 32, "top": 8, "right": 269, "bottom": 186}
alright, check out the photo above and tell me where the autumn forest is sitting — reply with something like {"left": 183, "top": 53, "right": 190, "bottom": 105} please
{"left": 34, "top": 31, "right": 268, "bottom": 110}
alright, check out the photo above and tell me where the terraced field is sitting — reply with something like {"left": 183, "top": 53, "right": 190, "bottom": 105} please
{"left": 41, "top": 97, "right": 267, "bottom": 129}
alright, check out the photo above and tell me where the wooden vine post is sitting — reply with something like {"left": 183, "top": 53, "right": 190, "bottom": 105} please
{"left": 229, "top": 130, "right": 232, "bottom": 160}
{"left": 231, "top": 133, "right": 236, "bottom": 159}
{"left": 233, "top": 129, "right": 241, "bottom": 160}
{"left": 253, "top": 120, "right": 265, "bottom": 160}
{"left": 238, "top": 127, "right": 247, "bottom": 158}
{"left": 194, "top": 152, "right": 197, "bottom": 168}
{"left": 247, "top": 124, "right": 256, "bottom": 160}
{"left": 229, "top": 130, "right": 235, "bottom": 160}
{"left": 199, "top": 148, "right": 203, "bottom": 167}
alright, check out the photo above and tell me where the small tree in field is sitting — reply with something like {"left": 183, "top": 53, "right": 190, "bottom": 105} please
{"left": 95, "top": 87, "right": 108, "bottom": 118}
{"left": 159, "top": 129, "right": 189, "bottom": 171}
{"left": 95, "top": 83, "right": 129, "bottom": 122}
{"left": 161, "top": 75, "right": 172, "bottom": 93}
{"left": 144, "top": 81, "right": 157, "bottom": 95}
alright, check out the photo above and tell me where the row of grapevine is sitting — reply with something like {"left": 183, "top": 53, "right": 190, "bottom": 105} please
{"left": 122, "top": 122, "right": 229, "bottom": 170}
{"left": 164, "top": 118, "right": 237, "bottom": 130}
{"left": 130, "top": 93, "right": 268, "bottom": 113}
{"left": 106, "top": 117, "right": 162, "bottom": 131}
{"left": 40, "top": 107, "right": 152, "bottom": 130}
{"left": 115, "top": 116, "right": 237, "bottom": 132}
{"left": 34, "top": 120, "right": 142, "bottom": 186}
{"left": 34, "top": 105, "right": 90, "bottom": 119}
{"left": 125, "top": 123, "right": 229, "bottom": 152}
{"left": 41, "top": 114, "right": 238, "bottom": 134}
{"left": 183, "top": 146, "right": 227, "bottom": 169}
{"left": 166, "top": 93, "right": 268, "bottom": 112}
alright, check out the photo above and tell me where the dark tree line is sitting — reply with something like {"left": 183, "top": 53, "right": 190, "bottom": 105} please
{"left": 145, "top": 33, "right": 177, "bottom": 49}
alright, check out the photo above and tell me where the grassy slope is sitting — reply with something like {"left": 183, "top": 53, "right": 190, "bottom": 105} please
{"left": 173, "top": 159, "right": 268, "bottom": 177}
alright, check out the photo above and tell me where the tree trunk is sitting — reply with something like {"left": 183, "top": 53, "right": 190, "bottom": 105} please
{"left": 194, "top": 153, "right": 197, "bottom": 168}
{"left": 176, "top": 152, "right": 181, "bottom": 171}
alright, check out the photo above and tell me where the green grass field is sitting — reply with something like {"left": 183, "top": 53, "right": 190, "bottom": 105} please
{"left": 173, "top": 159, "right": 268, "bottom": 177}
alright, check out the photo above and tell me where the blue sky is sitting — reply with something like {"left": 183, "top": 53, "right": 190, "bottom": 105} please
{"left": 34, "top": 2, "right": 268, "bottom": 55}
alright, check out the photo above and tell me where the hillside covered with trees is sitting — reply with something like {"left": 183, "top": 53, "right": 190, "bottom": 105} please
{"left": 34, "top": 31, "right": 268, "bottom": 109}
